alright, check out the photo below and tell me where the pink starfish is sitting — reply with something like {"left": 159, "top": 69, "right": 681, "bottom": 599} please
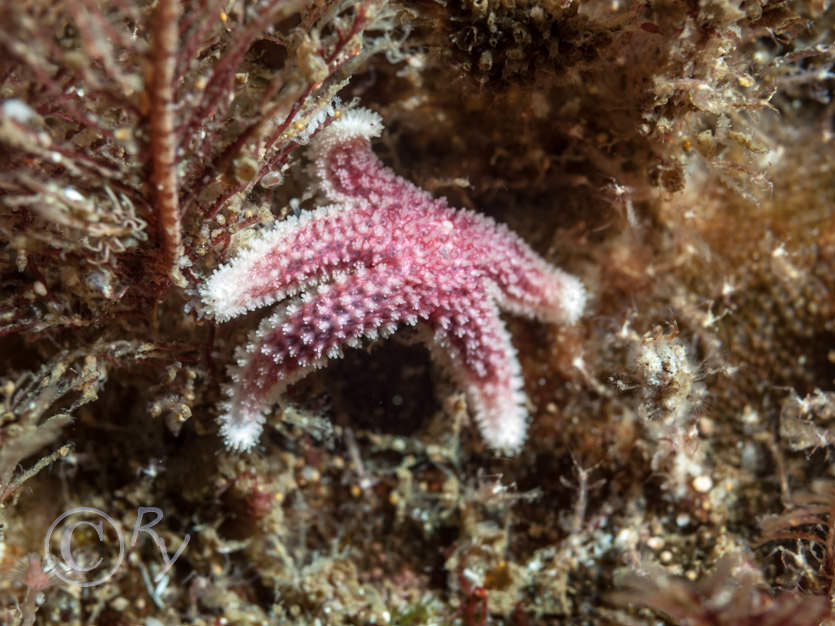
{"left": 202, "top": 108, "right": 585, "bottom": 453}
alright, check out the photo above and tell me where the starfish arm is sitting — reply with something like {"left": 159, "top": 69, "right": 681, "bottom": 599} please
{"left": 217, "top": 264, "right": 438, "bottom": 450}
{"left": 201, "top": 203, "right": 402, "bottom": 322}
{"left": 454, "top": 210, "right": 586, "bottom": 325}
{"left": 429, "top": 292, "right": 529, "bottom": 454}
{"left": 309, "top": 108, "right": 435, "bottom": 210}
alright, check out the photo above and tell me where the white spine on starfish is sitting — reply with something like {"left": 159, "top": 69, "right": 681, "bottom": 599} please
{"left": 494, "top": 264, "right": 587, "bottom": 326}
{"left": 554, "top": 270, "right": 586, "bottom": 324}
{"left": 308, "top": 108, "right": 382, "bottom": 156}
{"left": 218, "top": 401, "right": 265, "bottom": 451}
{"left": 201, "top": 205, "right": 338, "bottom": 321}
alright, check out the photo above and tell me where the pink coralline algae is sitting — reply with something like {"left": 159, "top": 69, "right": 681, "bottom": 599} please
{"left": 202, "top": 108, "right": 586, "bottom": 453}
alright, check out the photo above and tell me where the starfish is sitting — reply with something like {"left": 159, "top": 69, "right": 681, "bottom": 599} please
{"left": 201, "top": 108, "right": 586, "bottom": 453}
